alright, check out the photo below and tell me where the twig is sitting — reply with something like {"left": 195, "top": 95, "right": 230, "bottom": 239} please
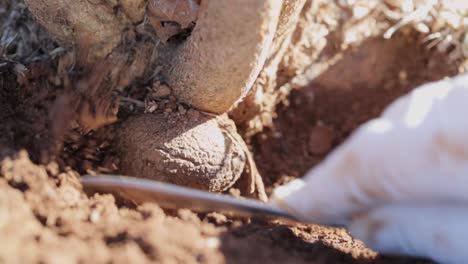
{"left": 120, "top": 97, "right": 145, "bottom": 107}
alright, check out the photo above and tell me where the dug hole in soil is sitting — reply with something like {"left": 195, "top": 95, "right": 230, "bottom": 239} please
{"left": 0, "top": 1, "right": 463, "bottom": 263}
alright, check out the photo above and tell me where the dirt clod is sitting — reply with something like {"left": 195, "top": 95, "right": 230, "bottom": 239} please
{"left": 117, "top": 113, "right": 247, "bottom": 192}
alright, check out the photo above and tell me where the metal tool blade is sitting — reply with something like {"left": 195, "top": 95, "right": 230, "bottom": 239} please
{"left": 81, "top": 175, "right": 299, "bottom": 222}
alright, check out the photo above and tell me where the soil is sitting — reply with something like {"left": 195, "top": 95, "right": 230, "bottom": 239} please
{"left": 253, "top": 33, "right": 460, "bottom": 189}
{"left": 0, "top": 1, "right": 463, "bottom": 264}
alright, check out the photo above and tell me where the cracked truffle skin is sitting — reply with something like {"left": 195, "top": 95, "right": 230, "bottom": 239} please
{"left": 117, "top": 113, "right": 246, "bottom": 192}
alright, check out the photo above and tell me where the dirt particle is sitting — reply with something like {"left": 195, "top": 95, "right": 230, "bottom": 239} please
{"left": 204, "top": 212, "right": 228, "bottom": 226}
{"left": 151, "top": 82, "right": 172, "bottom": 98}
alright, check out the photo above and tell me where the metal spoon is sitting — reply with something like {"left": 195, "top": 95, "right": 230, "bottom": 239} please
{"left": 81, "top": 175, "right": 300, "bottom": 223}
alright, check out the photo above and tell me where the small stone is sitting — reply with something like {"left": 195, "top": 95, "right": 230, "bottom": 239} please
{"left": 45, "top": 162, "right": 59, "bottom": 176}
{"left": 204, "top": 212, "right": 228, "bottom": 225}
{"left": 145, "top": 102, "right": 158, "bottom": 113}
{"left": 178, "top": 105, "right": 187, "bottom": 114}
{"left": 152, "top": 83, "right": 172, "bottom": 98}
{"left": 89, "top": 210, "right": 101, "bottom": 223}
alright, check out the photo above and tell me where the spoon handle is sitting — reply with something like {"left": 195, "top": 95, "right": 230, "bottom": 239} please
{"left": 81, "top": 175, "right": 299, "bottom": 223}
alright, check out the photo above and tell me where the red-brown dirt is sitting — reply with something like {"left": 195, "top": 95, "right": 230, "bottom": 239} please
{"left": 0, "top": 1, "right": 463, "bottom": 263}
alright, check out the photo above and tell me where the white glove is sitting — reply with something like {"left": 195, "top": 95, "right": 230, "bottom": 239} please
{"left": 271, "top": 74, "right": 468, "bottom": 264}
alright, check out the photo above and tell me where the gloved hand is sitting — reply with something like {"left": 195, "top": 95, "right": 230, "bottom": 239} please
{"left": 271, "top": 74, "right": 468, "bottom": 264}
